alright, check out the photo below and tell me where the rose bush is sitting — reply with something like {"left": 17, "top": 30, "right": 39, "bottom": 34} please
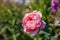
{"left": 22, "top": 10, "right": 46, "bottom": 36}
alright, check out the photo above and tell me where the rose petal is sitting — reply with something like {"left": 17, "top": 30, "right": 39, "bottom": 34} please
{"left": 24, "top": 29, "right": 39, "bottom": 36}
{"left": 33, "top": 10, "right": 42, "bottom": 18}
{"left": 40, "top": 20, "right": 46, "bottom": 29}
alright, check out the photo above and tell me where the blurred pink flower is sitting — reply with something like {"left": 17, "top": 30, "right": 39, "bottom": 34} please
{"left": 51, "top": 0, "right": 60, "bottom": 15}
{"left": 22, "top": 10, "right": 46, "bottom": 36}
{"left": 54, "top": 19, "right": 60, "bottom": 26}
{"left": 51, "top": 0, "right": 58, "bottom": 15}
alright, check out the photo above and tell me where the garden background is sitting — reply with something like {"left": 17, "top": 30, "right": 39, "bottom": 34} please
{"left": 0, "top": 0, "right": 60, "bottom": 40}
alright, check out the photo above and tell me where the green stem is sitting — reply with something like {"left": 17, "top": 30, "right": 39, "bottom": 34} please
{"left": 37, "top": 33, "right": 40, "bottom": 40}
{"left": 3, "top": 35, "right": 8, "bottom": 40}
{"left": 12, "top": 33, "right": 16, "bottom": 40}
{"left": 34, "top": 33, "right": 40, "bottom": 40}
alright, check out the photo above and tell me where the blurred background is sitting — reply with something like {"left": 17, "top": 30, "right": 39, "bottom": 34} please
{"left": 0, "top": 0, "right": 60, "bottom": 40}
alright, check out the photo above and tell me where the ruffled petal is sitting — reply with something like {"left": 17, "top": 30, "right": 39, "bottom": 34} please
{"left": 33, "top": 10, "right": 42, "bottom": 18}
{"left": 24, "top": 29, "right": 39, "bottom": 36}
{"left": 40, "top": 20, "right": 46, "bottom": 29}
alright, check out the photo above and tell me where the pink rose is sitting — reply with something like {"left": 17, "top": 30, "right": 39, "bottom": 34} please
{"left": 22, "top": 10, "right": 46, "bottom": 36}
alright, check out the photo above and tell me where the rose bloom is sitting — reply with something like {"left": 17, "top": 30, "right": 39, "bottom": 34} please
{"left": 22, "top": 10, "right": 46, "bottom": 36}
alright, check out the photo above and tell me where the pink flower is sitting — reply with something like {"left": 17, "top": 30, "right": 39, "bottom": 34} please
{"left": 22, "top": 11, "right": 46, "bottom": 36}
{"left": 54, "top": 19, "right": 59, "bottom": 26}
